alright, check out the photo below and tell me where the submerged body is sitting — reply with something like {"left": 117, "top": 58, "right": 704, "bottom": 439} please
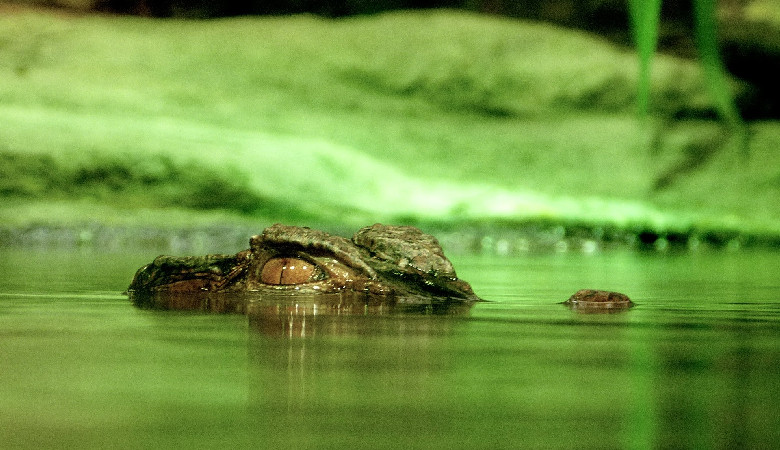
{"left": 127, "top": 224, "right": 482, "bottom": 312}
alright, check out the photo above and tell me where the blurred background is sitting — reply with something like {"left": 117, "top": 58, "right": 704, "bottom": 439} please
{"left": 1, "top": 0, "right": 778, "bottom": 252}
{"left": 2, "top": 6, "right": 779, "bottom": 447}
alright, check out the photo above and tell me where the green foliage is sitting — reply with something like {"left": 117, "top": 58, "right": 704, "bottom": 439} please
{"left": 628, "top": 0, "right": 746, "bottom": 136}
{"left": 627, "top": 0, "right": 661, "bottom": 116}
{"left": 0, "top": 8, "right": 777, "bottom": 237}
{"left": 0, "top": 150, "right": 313, "bottom": 218}
{"left": 692, "top": 0, "right": 744, "bottom": 130}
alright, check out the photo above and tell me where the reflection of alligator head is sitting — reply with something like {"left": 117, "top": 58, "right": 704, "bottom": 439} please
{"left": 127, "top": 224, "right": 483, "bottom": 313}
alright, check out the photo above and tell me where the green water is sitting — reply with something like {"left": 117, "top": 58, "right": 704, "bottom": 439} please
{"left": 1, "top": 248, "right": 778, "bottom": 448}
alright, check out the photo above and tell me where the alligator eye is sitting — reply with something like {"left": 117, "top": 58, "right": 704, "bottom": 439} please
{"left": 260, "top": 257, "right": 324, "bottom": 285}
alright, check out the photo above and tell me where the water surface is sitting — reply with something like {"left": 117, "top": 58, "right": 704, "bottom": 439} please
{"left": 1, "top": 248, "right": 778, "bottom": 448}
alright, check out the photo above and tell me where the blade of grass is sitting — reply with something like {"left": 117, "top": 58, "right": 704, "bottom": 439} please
{"left": 627, "top": 0, "right": 662, "bottom": 115}
{"left": 693, "top": 0, "right": 748, "bottom": 153}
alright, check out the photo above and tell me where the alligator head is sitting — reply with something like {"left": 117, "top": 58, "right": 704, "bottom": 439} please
{"left": 127, "top": 223, "right": 482, "bottom": 313}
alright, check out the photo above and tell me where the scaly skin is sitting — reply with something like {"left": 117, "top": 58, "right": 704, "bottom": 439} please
{"left": 127, "top": 223, "right": 483, "bottom": 312}
{"left": 127, "top": 223, "right": 632, "bottom": 314}
{"left": 563, "top": 289, "right": 634, "bottom": 312}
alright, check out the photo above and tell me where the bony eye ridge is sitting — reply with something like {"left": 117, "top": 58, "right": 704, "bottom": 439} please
{"left": 259, "top": 257, "right": 325, "bottom": 285}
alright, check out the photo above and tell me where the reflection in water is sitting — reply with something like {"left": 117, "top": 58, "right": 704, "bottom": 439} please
{"left": 636, "top": 322, "right": 771, "bottom": 449}
{"left": 1, "top": 249, "right": 779, "bottom": 448}
{"left": 247, "top": 293, "right": 473, "bottom": 337}
{"left": 617, "top": 298, "right": 780, "bottom": 449}
{"left": 246, "top": 294, "right": 472, "bottom": 418}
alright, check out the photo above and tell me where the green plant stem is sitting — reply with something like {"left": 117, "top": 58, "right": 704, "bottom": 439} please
{"left": 628, "top": 0, "right": 662, "bottom": 116}
{"left": 693, "top": 0, "right": 748, "bottom": 153}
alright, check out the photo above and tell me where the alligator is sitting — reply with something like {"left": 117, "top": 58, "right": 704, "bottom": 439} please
{"left": 127, "top": 223, "right": 482, "bottom": 313}
{"left": 127, "top": 223, "right": 633, "bottom": 314}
